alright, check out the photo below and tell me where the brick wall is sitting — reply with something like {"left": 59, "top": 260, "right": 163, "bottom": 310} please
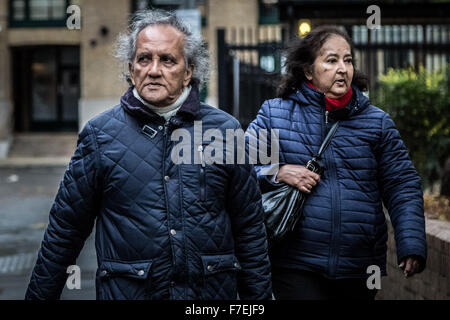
{"left": 377, "top": 218, "right": 450, "bottom": 300}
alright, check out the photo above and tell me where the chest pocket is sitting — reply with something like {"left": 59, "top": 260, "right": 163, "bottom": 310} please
{"left": 198, "top": 163, "right": 229, "bottom": 213}
{"left": 197, "top": 143, "right": 229, "bottom": 200}
{"left": 180, "top": 161, "right": 228, "bottom": 217}
{"left": 199, "top": 163, "right": 207, "bottom": 202}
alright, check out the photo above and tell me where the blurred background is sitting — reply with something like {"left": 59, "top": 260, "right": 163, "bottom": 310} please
{"left": 0, "top": 0, "right": 449, "bottom": 300}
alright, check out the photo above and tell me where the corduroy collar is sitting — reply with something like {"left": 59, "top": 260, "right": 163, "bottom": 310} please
{"left": 121, "top": 84, "right": 201, "bottom": 125}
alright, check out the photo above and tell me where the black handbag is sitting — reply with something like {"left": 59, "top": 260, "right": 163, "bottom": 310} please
{"left": 262, "top": 121, "right": 340, "bottom": 246}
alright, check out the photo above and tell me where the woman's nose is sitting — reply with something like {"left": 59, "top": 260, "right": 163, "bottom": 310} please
{"left": 337, "top": 60, "right": 347, "bottom": 73}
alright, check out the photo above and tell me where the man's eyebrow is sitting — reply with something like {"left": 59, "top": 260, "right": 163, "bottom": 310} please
{"left": 160, "top": 53, "right": 176, "bottom": 60}
{"left": 136, "top": 52, "right": 151, "bottom": 59}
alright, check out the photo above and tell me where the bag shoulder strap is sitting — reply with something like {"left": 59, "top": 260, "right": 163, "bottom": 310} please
{"left": 315, "top": 121, "right": 340, "bottom": 159}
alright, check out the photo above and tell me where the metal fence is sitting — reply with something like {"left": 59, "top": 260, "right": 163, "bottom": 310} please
{"left": 217, "top": 24, "right": 450, "bottom": 128}
{"left": 217, "top": 28, "right": 284, "bottom": 129}
{"left": 352, "top": 24, "right": 450, "bottom": 91}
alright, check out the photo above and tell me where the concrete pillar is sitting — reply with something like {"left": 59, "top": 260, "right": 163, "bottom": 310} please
{"left": 79, "top": 0, "right": 129, "bottom": 130}
{"left": 0, "top": 0, "right": 12, "bottom": 157}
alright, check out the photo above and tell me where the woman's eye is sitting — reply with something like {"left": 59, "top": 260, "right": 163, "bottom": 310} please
{"left": 346, "top": 59, "right": 353, "bottom": 64}
{"left": 328, "top": 59, "right": 337, "bottom": 63}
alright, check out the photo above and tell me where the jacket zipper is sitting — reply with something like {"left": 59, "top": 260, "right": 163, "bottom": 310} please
{"left": 162, "top": 123, "right": 171, "bottom": 213}
{"left": 322, "top": 105, "right": 340, "bottom": 278}
{"left": 327, "top": 148, "right": 340, "bottom": 278}
{"left": 198, "top": 145, "right": 206, "bottom": 201}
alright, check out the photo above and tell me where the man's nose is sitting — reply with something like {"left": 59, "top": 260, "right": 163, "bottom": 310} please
{"left": 148, "top": 60, "right": 162, "bottom": 76}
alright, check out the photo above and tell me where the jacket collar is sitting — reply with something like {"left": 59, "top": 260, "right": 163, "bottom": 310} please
{"left": 121, "top": 84, "right": 201, "bottom": 126}
{"left": 290, "top": 82, "right": 326, "bottom": 108}
{"left": 288, "top": 82, "right": 370, "bottom": 120}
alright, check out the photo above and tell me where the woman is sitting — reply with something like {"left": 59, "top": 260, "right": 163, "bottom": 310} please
{"left": 247, "top": 26, "right": 427, "bottom": 300}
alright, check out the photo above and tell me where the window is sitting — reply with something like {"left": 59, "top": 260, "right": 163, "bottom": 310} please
{"left": 131, "top": 0, "right": 207, "bottom": 27}
{"left": 9, "top": 0, "right": 71, "bottom": 27}
{"left": 131, "top": 0, "right": 183, "bottom": 12}
{"left": 12, "top": 46, "right": 80, "bottom": 132}
{"left": 259, "top": 0, "right": 279, "bottom": 25}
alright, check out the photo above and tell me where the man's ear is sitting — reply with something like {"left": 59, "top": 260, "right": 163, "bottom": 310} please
{"left": 128, "top": 63, "right": 136, "bottom": 86}
{"left": 183, "top": 64, "right": 194, "bottom": 87}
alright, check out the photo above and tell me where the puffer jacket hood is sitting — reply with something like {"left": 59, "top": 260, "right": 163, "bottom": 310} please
{"left": 289, "top": 83, "right": 371, "bottom": 120}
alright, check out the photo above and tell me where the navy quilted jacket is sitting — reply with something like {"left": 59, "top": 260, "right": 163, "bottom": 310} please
{"left": 247, "top": 83, "right": 427, "bottom": 279}
{"left": 25, "top": 86, "right": 272, "bottom": 300}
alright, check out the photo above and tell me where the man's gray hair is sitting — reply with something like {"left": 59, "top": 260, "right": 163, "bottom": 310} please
{"left": 114, "top": 9, "right": 209, "bottom": 88}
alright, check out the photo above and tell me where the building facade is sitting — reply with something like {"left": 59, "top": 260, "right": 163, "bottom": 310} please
{"left": 0, "top": 0, "right": 281, "bottom": 158}
{"left": 0, "top": 0, "right": 132, "bottom": 158}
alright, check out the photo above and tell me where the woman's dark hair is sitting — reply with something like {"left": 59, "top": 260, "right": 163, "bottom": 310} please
{"left": 277, "top": 25, "right": 369, "bottom": 98}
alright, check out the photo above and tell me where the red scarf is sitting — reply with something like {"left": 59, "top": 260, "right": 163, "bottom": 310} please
{"left": 307, "top": 82, "right": 353, "bottom": 112}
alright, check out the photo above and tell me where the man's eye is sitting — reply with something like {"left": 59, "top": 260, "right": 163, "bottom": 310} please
{"left": 160, "top": 55, "right": 175, "bottom": 63}
{"left": 138, "top": 57, "right": 149, "bottom": 63}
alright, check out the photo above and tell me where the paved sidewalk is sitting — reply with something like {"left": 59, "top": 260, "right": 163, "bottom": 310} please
{"left": 0, "top": 166, "right": 97, "bottom": 300}
{"left": 0, "top": 133, "right": 76, "bottom": 169}
{"left": 0, "top": 157, "right": 71, "bottom": 168}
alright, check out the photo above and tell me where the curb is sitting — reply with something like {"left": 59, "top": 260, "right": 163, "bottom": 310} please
{"left": 0, "top": 157, "right": 70, "bottom": 168}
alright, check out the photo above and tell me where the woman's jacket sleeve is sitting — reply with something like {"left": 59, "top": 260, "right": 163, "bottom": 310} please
{"left": 246, "top": 100, "right": 284, "bottom": 193}
{"left": 376, "top": 113, "right": 427, "bottom": 271}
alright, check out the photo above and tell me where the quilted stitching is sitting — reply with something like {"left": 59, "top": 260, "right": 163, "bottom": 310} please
{"left": 25, "top": 89, "right": 272, "bottom": 300}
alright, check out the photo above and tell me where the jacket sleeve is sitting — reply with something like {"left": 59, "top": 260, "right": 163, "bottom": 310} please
{"left": 376, "top": 113, "right": 427, "bottom": 271}
{"left": 226, "top": 121, "right": 272, "bottom": 300}
{"left": 25, "top": 122, "right": 101, "bottom": 300}
{"left": 246, "top": 99, "right": 284, "bottom": 193}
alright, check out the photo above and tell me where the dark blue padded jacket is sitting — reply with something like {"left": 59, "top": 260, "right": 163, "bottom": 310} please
{"left": 247, "top": 83, "right": 427, "bottom": 279}
{"left": 25, "top": 86, "right": 272, "bottom": 300}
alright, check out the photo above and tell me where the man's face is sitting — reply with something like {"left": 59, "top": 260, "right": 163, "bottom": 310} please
{"left": 129, "top": 25, "right": 193, "bottom": 107}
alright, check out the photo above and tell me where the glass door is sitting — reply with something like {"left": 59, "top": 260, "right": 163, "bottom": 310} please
{"left": 13, "top": 46, "right": 80, "bottom": 132}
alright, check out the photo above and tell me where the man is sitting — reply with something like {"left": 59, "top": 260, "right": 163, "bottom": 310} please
{"left": 25, "top": 9, "right": 272, "bottom": 300}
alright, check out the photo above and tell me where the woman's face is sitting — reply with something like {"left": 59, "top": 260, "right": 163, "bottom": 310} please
{"left": 306, "top": 35, "right": 354, "bottom": 99}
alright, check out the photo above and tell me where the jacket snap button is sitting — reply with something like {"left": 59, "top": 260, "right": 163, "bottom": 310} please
{"left": 234, "top": 262, "right": 240, "bottom": 268}
{"left": 207, "top": 265, "right": 214, "bottom": 272}
{"left": 137, "top": 270, "right": 145, "bottom": 276}
{"left": 164, "top": 176, "right": 170, "bottom": 182}
{"left": 100, "top": 270, "right": 108, "bottom": 276}
{"left": 158, "top": 126, "right": 163, "bottom": 131}
{"left": 170, "top": 229, "right": 177, "bottom": 236}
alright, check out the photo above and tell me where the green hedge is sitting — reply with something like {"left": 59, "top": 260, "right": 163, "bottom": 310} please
{"left": 372, "top": 66, "right": 450, "bottom": 189}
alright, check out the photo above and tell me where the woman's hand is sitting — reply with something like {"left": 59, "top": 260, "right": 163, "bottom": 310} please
{"left": 275, "top": 164, "right": 321, "bottom": 194}
{"left": 399, "top": 255, "right": 423, "bottom": 278}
